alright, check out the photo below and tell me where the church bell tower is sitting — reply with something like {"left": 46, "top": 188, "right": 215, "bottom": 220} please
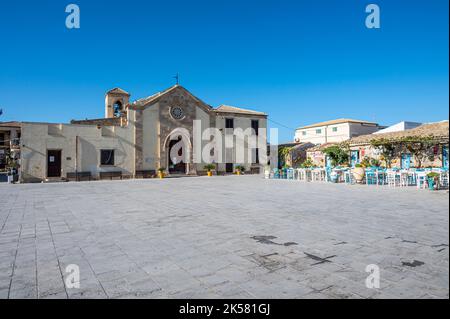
{"left": 105, "top": 88, "right": 130, "bottom": 118}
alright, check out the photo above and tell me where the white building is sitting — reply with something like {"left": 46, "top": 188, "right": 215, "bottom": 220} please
{"left": 373, "top": 121, "right": 422, "bottom": 134}
{"left": 295, "top": 119, "right": 381, "bottom": 145}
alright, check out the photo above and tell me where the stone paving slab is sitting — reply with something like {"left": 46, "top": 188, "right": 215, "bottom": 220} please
{"left": 0, "top": 176, "right": 448, "bottom": 299}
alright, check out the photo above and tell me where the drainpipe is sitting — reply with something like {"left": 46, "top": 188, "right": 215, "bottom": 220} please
{"left": 75, "top": 136, "right": 79, "bottom": 181}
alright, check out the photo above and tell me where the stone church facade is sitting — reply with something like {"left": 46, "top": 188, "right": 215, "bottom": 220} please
{"left": 19, "top": 85, "right": 267, "bottom": 182}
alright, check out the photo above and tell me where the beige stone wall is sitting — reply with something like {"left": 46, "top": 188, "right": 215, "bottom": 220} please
{"left": 349, "top": 144, "right": 448, "bottom": 168}
{"left": 306, "top": 150, "right": 326, "bottom": 167}
{"left": 20, "top": 117, "right": 136, "bottom": 182}
{"left": 141, "top": 104, "right": 160, "bottom": 171}
{"left": 19, "top": 86, "right": 268, "bottom": 180}
{"left": 212, "top": 114, "right": 266, "bottom": 173}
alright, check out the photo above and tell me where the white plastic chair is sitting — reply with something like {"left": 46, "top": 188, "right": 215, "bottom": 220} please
{"left": 416, "top": 171, "right": 428, "bottom": 189}
{"left": 387, "top": 170, "right": 400, "bottom": 187}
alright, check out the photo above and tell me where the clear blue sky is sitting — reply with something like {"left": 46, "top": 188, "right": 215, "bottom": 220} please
{"left": 0, "top": 0, "right": 448, "bottom": 142}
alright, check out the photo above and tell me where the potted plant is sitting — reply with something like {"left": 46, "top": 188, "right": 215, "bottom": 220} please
{"left": 158, "top": 168, "right": 166, "bottom": 179}
{"left": 204, "top": 164, "right": 216, "bottom": 177}
{"left": 353, "top": 164, "right": 365, "bottom": 183}
{"left": 235, "top": 165, "right": 245, "bottom": 175}
{"left": 370, "top": 158, "right": 381, "bottom": 168}
{"left": 426, "top": 172, "right": 440, "bottom": 190}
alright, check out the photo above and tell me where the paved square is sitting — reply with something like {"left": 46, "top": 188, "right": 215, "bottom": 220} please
{"left": 0, "top": 176, "right": 448, "bottom": 299}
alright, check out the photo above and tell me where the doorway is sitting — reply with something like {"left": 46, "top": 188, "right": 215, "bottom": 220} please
{"left": 47, "top": 150, "right": 62, "bottom": 178}
{"left": 226, "top": 163, "right": 234, "bottom": 173}
{"left": 401, "top": 153, "right": 412, "bottom": 169}
{"left": 168, "top": 136, "right": 187, "bottom": 174}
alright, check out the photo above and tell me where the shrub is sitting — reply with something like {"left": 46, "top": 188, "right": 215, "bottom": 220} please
{"left": 300, "top": 158, "right": 315, "bottom": 168}
{"left": 359, "top": 157, "right": 372, "bottom": 168}
{"left": 370, "top": 158, "right": 381, "bottom": 167}
{"left": 427, "top": 172, "right": 440, "bottom": 179}
{"left": 323, "top": 146, "right": 349, "bottom": 167}
{"left": 204, "top": 164, "right": 216, "bottom": 172}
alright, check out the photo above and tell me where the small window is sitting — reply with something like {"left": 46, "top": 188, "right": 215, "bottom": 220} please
{"left": 316, "top": 129, "right": 322, "bottom": 134}
{"left": 251, "top": 120, "right": 259, "bottom": 135}
{"left": 332, "top": 127, "right": 338, "bottom": 132}
{"left": 225, "top": 118, "right": 234, "bottom": 129}
{"left": 100, "top": 150, "right": 115, "bottom": 166}
{"left": 302, "top": 131, "right": 307, "bottom": 136}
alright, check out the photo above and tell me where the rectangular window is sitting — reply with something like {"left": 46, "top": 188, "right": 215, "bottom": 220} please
{"left": 225, "top": 118, "right": 234, "bottom": 129}
{"left": 332, "top": 127, "right": 338, "bottom": 132}
{"left": 302, "top": 131, "right": 307, "bottom": 136}
{"left": 255, "top": 149, "right": 260, "bottom": 164}
{"left": 316, "top": 129, "right": 322, "bottom": 134}
{"left": 100, "top": 150, "right": 115, "bottom": 166}
{"left": 0, "top": 133, "right": 4, "bottom": 146}
{"left": 251, "top": 120, "right": 259, "bottom": 135}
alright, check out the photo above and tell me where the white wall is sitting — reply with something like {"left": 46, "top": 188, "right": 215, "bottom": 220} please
{"left": 214, "top": 114, "right": 267, "bottom": 172}
{"left": 142, "top": 103, "right": 159, "bottom": 170}
{"left": 20, "top": 118, "right": 136, "bottom": 182}
{"left": 295, "top": 123, "right": 351, "bottom": 144}
{"left": 295, "top": 122, "right": 380, "bottom": 144}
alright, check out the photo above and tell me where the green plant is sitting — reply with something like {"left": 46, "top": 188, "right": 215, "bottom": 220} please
{"left": 370, "top": 139, "right": 397, "bottom": 168}
{"left": 371, "top": 136, "right": 439, "bottom": 169}
{"left": 204, "top": 164, "right": 216, "bottom": 172}
{"left": 323, "top": 145, "right": 349, "bottom": 167}
{"left": 278, "top": 146, "right": 293, "bottom": 168}
{"left": 300, "top": 158, "right": 315, "bottom": 168}
{"left": 235, "top": 165, "right": 245, "bottom": 172}
{"left": 427, "top": 172, "right": 440, "bottom": 179}
{"left": 355, "top": 163, "right": 363, "bottom": 168}
{"left": 360, "top": 157, "right": 372, "bottom": 168}
{"left": 158, "top": 167, "right": 166, "bottom": 173}
{"left": 399, "top": 136, "right": 437, "bottom": 168}
{"left": 370, "top": 158, "right": 381, "bottom": 167}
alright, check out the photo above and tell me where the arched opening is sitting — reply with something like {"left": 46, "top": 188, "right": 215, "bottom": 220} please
{"left": 113, "top": 101, "right": 123, "bottom": 117}
{"left": 168, "top": 136, "right": 187, "bottom": 174}
{"left": 164, "top": 129, "right": 193, "bottom": 175}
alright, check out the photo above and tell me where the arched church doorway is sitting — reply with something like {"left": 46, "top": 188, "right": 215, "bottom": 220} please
{"left": 168, "top": 136, "right": 187, "bottom": 174}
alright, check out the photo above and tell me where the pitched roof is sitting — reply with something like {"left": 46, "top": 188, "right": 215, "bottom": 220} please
{"left": 130, "top": 85, "right": 213, "bottom": 112}
{"left": 214, "top": 105, "right": 267, "bottom": 116}
{"left": 298, "top": 118, "right": 379, "bottom": 130}
{"left": 349, "top": 120, "right": 449, "bottom": 145}
{"left": 306, "top": 142, "right": 338, "bottom": 152}
{"left": 0, "top": 121, "right": 21, "bottom": 128}
{"left": 106, "top": 87, "right": 130, "bottom": 96}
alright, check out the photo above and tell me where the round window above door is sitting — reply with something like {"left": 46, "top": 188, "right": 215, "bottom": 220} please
{"left": 170, "top": 107, "right": 185, "bottom": 120}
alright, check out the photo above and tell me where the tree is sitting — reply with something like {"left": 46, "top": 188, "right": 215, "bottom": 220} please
{"left": 323, "top": 145, "right": 349, "bottom": 167}
{"left": 370, "top": 138, "right": 398, "bottom": 168}
{"left": 278, "top": 146, "right": 292, "bottom": 168}
{"left": 399, "top": 136, "right": 437, "bottom": 168}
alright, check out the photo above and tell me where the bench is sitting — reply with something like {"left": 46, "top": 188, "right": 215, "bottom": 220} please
{"left": 99, "top": 171, "right": 123, "bottom": 180}
{"left": 67, "top": 172, "right": 92, "bottom": 182}
{"left": 135, "top": 170, "right": 156, "bottom": 179}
